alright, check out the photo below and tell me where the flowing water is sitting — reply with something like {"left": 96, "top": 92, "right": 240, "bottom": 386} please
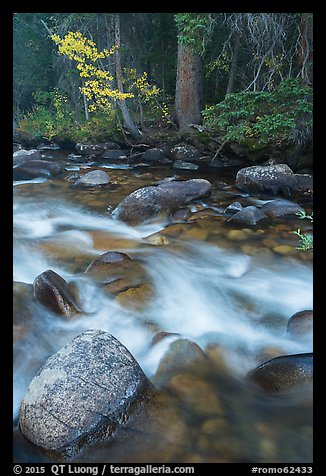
{"left": 13, "top": 149, "right": 313, "bottom": 463}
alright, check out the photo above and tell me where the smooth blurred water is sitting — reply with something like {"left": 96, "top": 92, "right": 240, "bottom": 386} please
{"left": 13, "top": 151, "right": 313, "bottom": 463}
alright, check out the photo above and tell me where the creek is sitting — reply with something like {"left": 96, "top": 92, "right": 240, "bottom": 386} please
{"left": 13, "top": 149, "right": 313, "bottom": 463}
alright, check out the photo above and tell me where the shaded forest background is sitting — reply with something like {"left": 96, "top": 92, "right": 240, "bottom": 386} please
{"left": 13, "top": 12, "right": 313, "bottom": 149}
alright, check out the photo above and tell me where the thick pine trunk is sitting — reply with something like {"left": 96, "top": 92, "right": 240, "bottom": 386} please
{"left": 174, "top": 44, "right": 203, "bottom": 133}
{"left": 114, "top": 14, "right": 142, "bottom": 140}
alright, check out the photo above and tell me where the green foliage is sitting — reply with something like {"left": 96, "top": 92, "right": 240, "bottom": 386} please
{"left": 292, "top": 210, "right": 313, "bottom": 252}
{"left": 18, "top": 90, "right": 119, "bottom": 143}
{"left": 202, "top": 79, "right": 312, "bottom": 146}
{"left": 175, "top": 13, "right": 212, "bottom": 54}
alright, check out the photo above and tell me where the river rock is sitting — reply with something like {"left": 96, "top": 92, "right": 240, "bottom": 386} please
{"left": 261, "top": 199, "right": 304, "bottom": 218}
{"left": 76, "top": 142, "right": 119, "bottom": 156}
{"left": 13, "top": 149, "right": 42, "bottom": 165}
{"left": 154, "top": 338, "right": 210, "bottom": 387}
{"left": 287, "top": 310, "right": 313, "bottom": 337}
{"left": 85, "top": 251, "right": 151, "bottom": 305}
{"left": 13, "top": 160, "right": 62, "bottom": 180}
{"left": 33, "top": 270, "right": 84, "bottom": 317}
{"left": 19, "top": 329, "right": 154, "bottom": 457}
{"left": 228, "top": 205, "right": 266, "bottom": 226}
{"left": 224, "top": 201, "right": 243, "bottom": 214}
{"left": 172, "top": 160, "right": 199, "bottom": 170}
{"left": 99, "top": 149, "right": 129, "bottom": 161}
{"left": 13, "top": 281, "right": 36, "bottom": 342}
{"left": 112, "top": 179, "right": 212, "bottom": 225}
{"left": 141, "top": 148, "right": 170, "bottom": 164}
{"left": 85, "top": 251, "right": 144, "bottom": 282}
{"left": 247, "top": 353, "right": 313, "bottom": 393}
{"left": 74, "top": 170, "right": 110, "bottom": 187}
{"left": 235, "top": 164, "right": 298, "bottom": 196}
{"left": 170, "top": 144, "right": 202, "bottom": 163}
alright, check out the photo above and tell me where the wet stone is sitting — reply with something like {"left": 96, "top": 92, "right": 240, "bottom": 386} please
{"left": 247, "top": 353, "right": 313, "bottom": 393}
{"left": 33, "top": 270, "right": 84, "bottom": 318}
{"left": 287, "top": 310, "right": 313, "bottom": 338}
{"left": 19, "top": 329, "right": 154, "bottom": 457}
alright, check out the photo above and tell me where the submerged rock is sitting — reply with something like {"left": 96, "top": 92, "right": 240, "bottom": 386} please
{"left": 154, "top": 338, "right": 209, "bottom": 386}
{"left": 261, "top": 199, "right": 304, "bottom": 218}
{"left": 19, "top": 329, "right": 154, "bottom": 457}
{"left": 247, "top": 353, "right": 313, "bottom": 393}
{"left": 112, "top": 179, "right": 212, "bottom": 225}
{"left": 172, "top": 160, "right": 199, "bottom": 170}
{"left": 85, "top": 251, "right": 154, "bottom": 308}
{"left": 228, "top": 205, "right": 266, "bottom": 226}
{"left": 74, "top": 170, "right": 110, "bottom": 187}
{"left": 287, "top": 310, "right": 313, "bottom": 338}
{"left": 33, "top": 270, "right": 84, "bottom": 318}
{"left": 13, "top": 160, "right": 62, "bottom": 180}
{"left": 13, "top": 281, "right": 36, "bottom": 342}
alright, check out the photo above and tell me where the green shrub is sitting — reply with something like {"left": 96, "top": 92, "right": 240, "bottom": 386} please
{"left": 202, "top": 79, "right": 312, "bottom": 146}
{"left": 292, "top": 210, "right": 313, "bottom": 252}
{"left": 18, "top": 90, "right": 120, "bottom": 144}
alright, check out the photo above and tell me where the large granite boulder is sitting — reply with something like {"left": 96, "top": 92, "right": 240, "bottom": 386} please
{"left": 235, "top": 164, "right": 312, "bottom": 197}
{"left": 112, "top": 179, "right": 212, "bottom": 225}
{"left": 19, "top": 329, "right": 154, "bottom": 457}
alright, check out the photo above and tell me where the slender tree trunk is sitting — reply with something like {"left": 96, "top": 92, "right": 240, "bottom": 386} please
{"left": 226, "top": 35, "right": 240, "bottom": 95}
{"left": 114, "top": 13, "right": 142, "bottom": 140}
{"left": 174, "top": 43, "right": 203, "bottom": 133}
{"left": 81, "top": 79, "right": 90, "bottom": 121}
{"left": 297, "top": 13, "right": 313, "bottom": 84}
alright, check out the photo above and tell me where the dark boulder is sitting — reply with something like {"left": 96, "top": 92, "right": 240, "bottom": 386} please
{"left": 13, "top": 149, "right": 42, "bottom": 165}
{"left": 112, "top": 179, "right": 212, "bottom": 225}
{"left": 170, "top": 144, "right": 202, "bottom": 163}
{"left": 74, "top": 170, "right": 110, "bottom": 187}
{"left": 261, "top": 199, "right": 304, "bottom": 218}
{"left": 228, "top": 205, "right": 266, "bottom": 226}
{"left": 287, "top": 310, "right": 313, "bottom": 338}
{"left": 76, "top": 142, "right": 119, "bottom": 156}
{"left": 33, "top": 270, "right": 84, "bottom": 318}
{"left": 141, "top": 148, "right": 170, "bottom": 164}
{"left": 209, "top": 156, "right": 241, "bottom": 168}
{"left": 36, "top": 142, "right": 60, "bottom": 151}
{"left": 235, "top": 164, "right": 312, "bottom": 197}
{"left": 247, "top": 353, "right": 313, "bottom": 393}
{"left": 99, "top": 150, "right": 129, "bottom": 161}
{"left": 19, "top": 329, "right": 154, "bottom": 457}
{"left": 13, "top": 160, "right": 62, "bottom": 180}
